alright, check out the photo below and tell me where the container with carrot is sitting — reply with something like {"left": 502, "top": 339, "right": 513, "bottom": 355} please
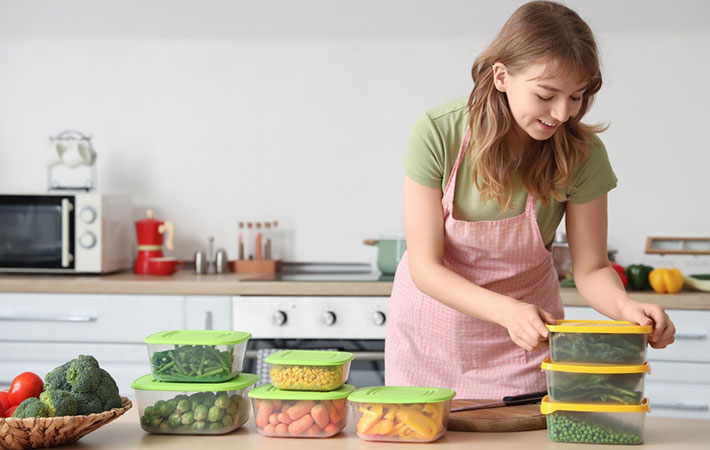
{"left": 248, "top": 384, "right": 355, "bottom": 438}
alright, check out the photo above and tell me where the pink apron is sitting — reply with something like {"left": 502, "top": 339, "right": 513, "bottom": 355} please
{"left": 385, "top": 127, "right": 564, "bottom": 399}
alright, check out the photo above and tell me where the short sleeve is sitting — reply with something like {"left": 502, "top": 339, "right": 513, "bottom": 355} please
{"left": 566, "top": 135, "right": 618, "bottom": 204}
{"left": 402, "top": 113, "right": 446, "bottom": 189}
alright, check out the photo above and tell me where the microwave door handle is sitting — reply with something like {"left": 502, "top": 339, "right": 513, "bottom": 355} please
{"left": 61, "top": 198, "right": 74, "bottom": 267}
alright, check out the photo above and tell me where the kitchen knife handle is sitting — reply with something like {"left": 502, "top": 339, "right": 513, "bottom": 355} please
{"left": 502, "top": 390, "right": 547, "bottom": 406}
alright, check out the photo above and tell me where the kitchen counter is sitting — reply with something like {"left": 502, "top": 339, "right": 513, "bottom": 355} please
{"left": 60, "top": 406, "right": 709, "bottom": 449}
{"left": 0, "top": 271, "right": 708, "bottom": 309}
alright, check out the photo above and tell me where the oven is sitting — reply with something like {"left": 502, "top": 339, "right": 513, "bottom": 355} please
{"left": 233, "top": 294, "right": 388, "bottom": 388}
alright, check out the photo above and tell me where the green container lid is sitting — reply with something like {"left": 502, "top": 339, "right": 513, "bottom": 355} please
{"left": 248, "top": 383, "right": 355, "bottom": 401}
{"left": 265, "top": 350, "right": 353, "bottom": 366}
{"left": 348, "top": 386, "right": 456, "bottom": 404}
{"left": 131, "top": 373, "right": 258, "bottom": 392}
{"left": 144, "top": 330, "right": 251, "bottom": 345}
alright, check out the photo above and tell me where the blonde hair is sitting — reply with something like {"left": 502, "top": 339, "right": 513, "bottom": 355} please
{"left": 467, "top": 1, "right": 606, "bottom": 210}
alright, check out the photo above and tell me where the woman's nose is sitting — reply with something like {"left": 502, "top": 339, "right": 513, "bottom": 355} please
{"left": 551, "top": 102, "right": 570, "bottom": 122}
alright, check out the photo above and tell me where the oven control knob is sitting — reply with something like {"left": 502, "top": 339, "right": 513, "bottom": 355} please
{"left": 79, "top": 206, "right": 97, "bottom": 224}
{"left": 273, "top": 310, "right": 287, "bottom": 326}
{"left": 372, "top": 311, "right": 386, "bottom": 326}
{"left": 322, "top": 311, "right": 336, "bottom": 326}
{"left": 79, "top": 231, "right": 97, "bottom": 249}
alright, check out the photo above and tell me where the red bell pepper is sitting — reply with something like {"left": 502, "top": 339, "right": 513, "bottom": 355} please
{"left": 611, "top": 262, "right": 628, "bottom": 288}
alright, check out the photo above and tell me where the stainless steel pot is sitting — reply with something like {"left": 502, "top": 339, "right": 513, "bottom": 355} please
{"left": 364, "top": 236, "right": 407, "bottom": 275}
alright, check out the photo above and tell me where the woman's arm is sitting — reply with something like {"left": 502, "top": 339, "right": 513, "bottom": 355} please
{"left": 566, "top": 194, "right": 675, "bottom": 348}
{"left": 403, "top": 175, "right": 555, "bottom": 351}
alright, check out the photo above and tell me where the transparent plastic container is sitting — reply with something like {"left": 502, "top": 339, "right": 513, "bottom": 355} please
{"left": 131, "top": 373, "right": 257, "bottom": 435}
{"left": 348, "top": 386, "right": 456, "bottom": 443}
{"left": 547, "top": 320, "right": 652, "bottom": 365}
{"left": 248, "top": 383, "right": 355, "bottom": 438}
{"left": 144, "top": 330, "right": 251, "bottom": 382}
{"left": 265, "top": 350, "right": 353, "bottom": 391}
{"left": 541, "top": 395, "right": 649, "bottom": 445}
{"left": 542, "top": 358, "right": 649, "bottom": 405}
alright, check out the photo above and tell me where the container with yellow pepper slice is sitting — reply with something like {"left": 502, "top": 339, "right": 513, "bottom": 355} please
{"left": 348, "top": 386, "right": 456, "bottom": 442}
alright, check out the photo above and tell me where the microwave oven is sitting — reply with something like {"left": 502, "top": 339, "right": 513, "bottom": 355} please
{"left": 0, "top": 193, "right": 132, "bottom": 273}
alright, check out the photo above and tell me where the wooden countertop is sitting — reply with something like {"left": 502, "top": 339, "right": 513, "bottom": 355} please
{"left": 61, "top": 407, "right": 710, "bottom": 449}
{"left": 0, "top": 271, "right": 708, "bottom": 309}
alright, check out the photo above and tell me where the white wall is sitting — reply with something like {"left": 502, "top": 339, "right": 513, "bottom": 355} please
{"left": 1, "top": 0, "right": 708, "bottom": 271}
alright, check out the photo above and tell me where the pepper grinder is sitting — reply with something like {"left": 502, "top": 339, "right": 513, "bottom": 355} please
{"left": 207, "top": 236, "right": 216, "bottom": 274}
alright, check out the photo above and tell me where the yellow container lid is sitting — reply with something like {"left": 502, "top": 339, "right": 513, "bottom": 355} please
{"left": 540, "top": 395, "right": 650, "bottom": 414}
{"left": 546, "top": 320, "right": 652, "bottom": 334}
{"left": 540, "top": 357, "right": 650, "bottom": 374}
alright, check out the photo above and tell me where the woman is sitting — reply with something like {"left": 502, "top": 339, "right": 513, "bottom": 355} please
{"left": 384, "top": 1, "right": 675, "bottom": 398}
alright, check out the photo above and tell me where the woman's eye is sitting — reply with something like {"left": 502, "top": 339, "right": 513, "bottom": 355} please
{"left": 571, "top": 96, "right": 582, "bottom": 102}
{"left": 536, "top": 95, "right": 552, "bottom": 101}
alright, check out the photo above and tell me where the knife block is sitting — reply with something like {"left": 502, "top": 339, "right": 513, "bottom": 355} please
{"left": 229, "top": 259, "right": 282, "bottom": 274}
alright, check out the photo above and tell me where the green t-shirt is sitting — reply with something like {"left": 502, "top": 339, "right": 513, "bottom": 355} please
{"left": 403, "top": 97, "right": 618, "bottom": 248}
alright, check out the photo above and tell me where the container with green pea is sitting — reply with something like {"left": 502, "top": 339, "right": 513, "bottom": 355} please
{"left": 540, "top": 395, "right": 649, "bottom": 445}
{"left": 266, "top": 350, "right": 354, "bottom": 391}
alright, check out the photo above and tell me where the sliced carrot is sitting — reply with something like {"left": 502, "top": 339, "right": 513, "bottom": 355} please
{"left": 288, "top": 414, "right": 314, "bottom": 435}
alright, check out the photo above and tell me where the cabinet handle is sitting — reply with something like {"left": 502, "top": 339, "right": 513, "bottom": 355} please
{"left": 674, "top": 333, "right": 707, "bottom": 341}
{"left": 61, "top": 198, "right": 74, "bottom": 268}
{"left": 652, "top": 403, "right": 709, "bottom": 411}
{"left": 204, "top": 311, "right": 213, "bottom": 330}
{"left": 0, "top": 315, "right": 97, "bottom": 323}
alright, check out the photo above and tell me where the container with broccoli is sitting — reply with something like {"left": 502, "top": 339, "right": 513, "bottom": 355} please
{"left": 144, "top": 330, "right": 251, "bottom": 382}
{"left": 547, "top": 320, "right": 652, "bottom": 365}
{"left": 131, "top": 373, "right": 257, "bottom": 435}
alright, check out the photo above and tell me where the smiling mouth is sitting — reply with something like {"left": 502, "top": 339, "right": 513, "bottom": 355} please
{"left": 539, "top": 119, "right": 556, "bottom": 127}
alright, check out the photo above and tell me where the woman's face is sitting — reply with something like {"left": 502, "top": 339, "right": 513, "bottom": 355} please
{"left": 493, "top": 62, "right": 587, "bottom": 142}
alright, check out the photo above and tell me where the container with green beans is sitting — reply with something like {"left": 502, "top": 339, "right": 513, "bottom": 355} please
{"left": 144, "top": 330, "right": 251, "bottom": 383}
{"left": 540, "top": 395, "right": 649, "bottom": 445}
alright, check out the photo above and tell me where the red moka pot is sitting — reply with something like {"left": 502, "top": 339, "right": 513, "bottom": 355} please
{"left": 134, "top": 209, "right": 175, "bottom": 274}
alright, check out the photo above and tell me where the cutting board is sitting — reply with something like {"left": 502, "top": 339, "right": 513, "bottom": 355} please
{"left": 447, "top": 399, "right": 546, "bottom": 432}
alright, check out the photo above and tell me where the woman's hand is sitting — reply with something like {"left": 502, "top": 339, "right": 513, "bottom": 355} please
{"left": 500, "top": 301, "right": 558, "bottom": 351}
{"left": 619, "top": 301, "right": 676, "bottom": 348}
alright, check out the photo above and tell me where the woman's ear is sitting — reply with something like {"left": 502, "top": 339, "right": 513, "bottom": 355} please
{"left": 492, "top": 62, "right": 508, "bottom": 92}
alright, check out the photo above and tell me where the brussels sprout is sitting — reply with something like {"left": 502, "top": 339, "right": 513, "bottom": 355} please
{"left": 181, "top": 411, "right": 195, "bottom": 426}
{"left": 215, "top": 394, "right": 230, "bottom": 409}
{"left": 208, "top": 405, "right": 225, "bottom": 422}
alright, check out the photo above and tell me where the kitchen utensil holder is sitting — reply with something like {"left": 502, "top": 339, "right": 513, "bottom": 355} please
{"left": 229, "top": 259, "right": 282, "bottom": 274}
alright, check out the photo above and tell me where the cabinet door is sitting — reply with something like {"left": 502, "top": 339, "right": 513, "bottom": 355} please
{"left": 185, "top": 296, "right": 232, "bottom": 330}
{"left": 0, "top": 293, "right": 185, "bottom": 343}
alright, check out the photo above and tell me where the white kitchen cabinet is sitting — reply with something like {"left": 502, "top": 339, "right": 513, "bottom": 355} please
{"left": 185, "top": 296, "right": 232, "bottom": 330}
{"left": 564, "top": 306, "right": 710, "bottom": 419}
{"left": 0, "top": 293, "right": 186, "bottom": 397}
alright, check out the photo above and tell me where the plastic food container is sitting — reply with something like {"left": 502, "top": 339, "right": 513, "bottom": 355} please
{"left": 265, "top": 350, "right": 353, "bottom": 391}
{"left": 131, "top": 372, "right": 257, "bottom": 435}
{"left": 348, "top": 386, "right": 456, "bottom": 443}
{"left": 144, "top": 330, "right": 251, "bottom": 382}
{"left": 248, "top": 383, "right": 355, "bottom": 438}
{"left": 547, "top": 320, "right": 652, "bottom": 365}
{"left": 541, "top": 395, "right": 649, "bottom": 445}
{"left": 541, "top": 358, "right": 649, "bottom": 405}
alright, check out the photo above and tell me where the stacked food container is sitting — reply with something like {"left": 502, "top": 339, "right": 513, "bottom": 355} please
{"left": 131, "top": 330, "right": 255, "bottom": 435}
{"left": 348, "top": 386, "right": 456, "bottom": 443}
{"left": 248, "top": 350, "right": 355, "bottom": 438}
{"left": 541, "top": 320, "right": 653, "bottom": 445}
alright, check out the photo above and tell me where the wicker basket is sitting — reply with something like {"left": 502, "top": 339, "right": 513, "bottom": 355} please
{"left": 0, "top": 397, "right": 132, "bottom": 450}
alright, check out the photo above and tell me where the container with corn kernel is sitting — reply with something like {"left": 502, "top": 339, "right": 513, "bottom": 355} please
{"left": 265, "top": 350, "right": 353, "bottom": 391}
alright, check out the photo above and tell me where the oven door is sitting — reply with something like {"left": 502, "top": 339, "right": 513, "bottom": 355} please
{"left": 0, "top": 195, "right": 75, "bottom": 271}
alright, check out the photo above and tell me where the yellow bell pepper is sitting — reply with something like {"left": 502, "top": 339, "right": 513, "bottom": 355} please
{"left": 649, "top": 268, "right": 684, "bottom": 294}
{"left": 368, "top": 418, "right": 394, "bottom": 435}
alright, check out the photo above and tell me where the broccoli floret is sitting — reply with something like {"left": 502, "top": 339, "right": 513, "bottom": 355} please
{"left": 12, "top": 397, "right": 52, "bottom": 418}
{"left": 71, "top": 392, "right": 104, "bottom": 415}
{"left": 95, "top": 368, "right": 122, "bottom": 411}
{"left": 66, "top": 355, "right": 101, "bottom": 393}
{"left": 39, "top": 388, "right": 78, "bottom": 416}
{"left": 45, "top": 361, "right": 72, "bottom": 391}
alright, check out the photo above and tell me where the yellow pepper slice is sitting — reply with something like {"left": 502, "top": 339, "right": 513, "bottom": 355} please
{"left": 383, "top": 406, "right": 397, "bottom": 420}
{"left": 423, "top": 403, "right": 441, "bottom": 423}
{"left": 649, "top": 268, "right": 684, "bottom": 294}
{"left": 368, "top": 418, "right": 394, "bottom": 435}
{"left": 358, "top": 413, "right": 381, "bottom": 434}
{"left": 395, "top": 406, "right": 438, "bottom": 439}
